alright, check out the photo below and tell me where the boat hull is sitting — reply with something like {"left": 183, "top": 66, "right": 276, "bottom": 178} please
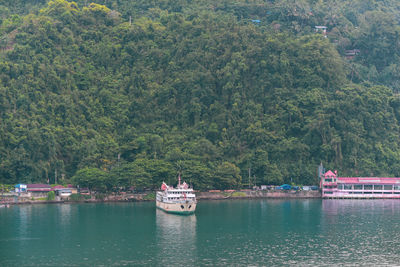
{"left": 156, "top": 200, "right": 196, "bottom": 215}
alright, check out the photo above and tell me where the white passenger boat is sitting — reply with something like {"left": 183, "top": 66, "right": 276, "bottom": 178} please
{"left": 156, "top": 176, "right": 197, "bottom": 215}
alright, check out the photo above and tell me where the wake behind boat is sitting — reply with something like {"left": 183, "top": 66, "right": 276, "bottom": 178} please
{"left": 156, "top": 175, "right": 197, "bottom": 215}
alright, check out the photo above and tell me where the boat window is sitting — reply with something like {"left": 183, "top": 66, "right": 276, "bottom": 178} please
{"left": 354, "top": 185, "right": 362, "bottom": 190}
{"left": 337, "top": 184, "right": 343, "bottom": 190}
{"left": 325, "top": 178, "right": 332, "bottom": 182}
{"left": 374, "top": 185, "right": 383, "bottom": 190}
{"left": 384, "top": 185, "right": 393, "bottom": 190}
{"left": 394, "top": 185, "right": 400, "bottom": 190}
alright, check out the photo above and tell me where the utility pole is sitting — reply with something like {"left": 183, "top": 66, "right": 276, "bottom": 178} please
{"left": 248, "top": 167, "right": 251, "bottom": 188}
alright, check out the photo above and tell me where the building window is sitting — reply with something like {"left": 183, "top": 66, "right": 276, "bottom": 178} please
{"left": 384, "top": 185, "right": 393, "bottom": 190}
{"left": 374, "top": 185, "right": 383, "bottom": 190}
{"left": 344, "top": 184, "right": 352, "bottom": 190}
{"left": 364, "top": 185, "right": 373, "bottom": 190}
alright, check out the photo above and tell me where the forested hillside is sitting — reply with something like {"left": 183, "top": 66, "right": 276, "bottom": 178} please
{"left": 1, "top": 0, "right": 400, "bottom": 190}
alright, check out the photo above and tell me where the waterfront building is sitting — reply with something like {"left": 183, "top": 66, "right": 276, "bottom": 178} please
{"left": 27, "top": 184, "right": 52, "bottom": 198}
{"left": 321, "top": 170, "right": 400, "bottom": 198}
{"left": 55, "top": 188, "right": 72, "bottom": 198}
{"left": 15, "top": 184, "right": 27, "bottom": 193}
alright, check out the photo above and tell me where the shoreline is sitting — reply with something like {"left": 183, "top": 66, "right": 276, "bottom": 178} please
{"left": 1, "top": 190, "right": 321, "bottom": 205}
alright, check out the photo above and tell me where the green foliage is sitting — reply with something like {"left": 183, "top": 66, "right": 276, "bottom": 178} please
{"left": 69, "top": 193, "right": 91, "bottom": 201}
{"left": 94, "top": 192, "right": 106, "bottom": 200}
{"left": 47, "top": 191, "right": 55, "bottom": 200}
{"left": 214, "top": 162, "right": 242, "bottom": 189}
{"left": 1, "top": 0, "right": 400, "bottom": 190}
{"left": 143, "top": 192, "right": 155, "bottom": 200}
{"left": 0, "top": 184, "right": 13, "bottom": 193}
{"left": 72, "top": 168, "right": 107, "bottom": 192}
{"left": 232, "top": 192, "right": 247, "bottom": 197}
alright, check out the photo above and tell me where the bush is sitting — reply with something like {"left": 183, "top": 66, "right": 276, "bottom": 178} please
{"left": 143, "top": 192, "right": 155, "bottom": 200}
{"left": 47, "top": 191, "right": 55, "bottom": 200}
{"left": 69, "top": 194, "right": 91, "bottom": 201}
{"left": 95, "top": 193, "right": 106, "bottom": 201}
{"left": 232, "top": 192, "right": 247, "bottom": 197}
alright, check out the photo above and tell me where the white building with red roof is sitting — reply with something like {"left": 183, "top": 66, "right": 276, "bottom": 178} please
{"left": 321, "top": 170, "right": 400, "bottom": 198}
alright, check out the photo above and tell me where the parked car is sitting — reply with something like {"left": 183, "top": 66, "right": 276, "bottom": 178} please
{"left": 281, "top": 184, "right": 292, "bottom": 190}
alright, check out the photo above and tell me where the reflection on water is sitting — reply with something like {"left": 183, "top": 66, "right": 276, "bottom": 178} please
{"left": 16, "top": 205, "right": 32, "bottom": 241}
{"left": 156, "top": 209, "right": 197, "bottom": 265}
{"left": 322, "top": 198, "right": 400, "bottom": 215}
{"left": 59, "top": 204, "right": 72, "bottom": 226}
{"left": 317, "top": 199, "right": 400, "bottom": 266}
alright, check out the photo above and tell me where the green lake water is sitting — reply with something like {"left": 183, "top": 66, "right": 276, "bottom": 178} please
{"left": 1, "top": 199, "right": 400, "bottom": 266}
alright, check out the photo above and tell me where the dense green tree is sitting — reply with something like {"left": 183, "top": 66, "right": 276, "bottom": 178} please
{"left": 72, "top": 168, "right": 107, "bottom": 192}
{"left": 213, "top": 162, "right": 242, "bottom": 189}
{"left": 1, "top": 0, "right": 400, "bottom": 190}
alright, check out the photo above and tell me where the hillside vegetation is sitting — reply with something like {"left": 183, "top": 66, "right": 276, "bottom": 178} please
{"left": 1, "top": 0, "right": 400, "bottom": 190}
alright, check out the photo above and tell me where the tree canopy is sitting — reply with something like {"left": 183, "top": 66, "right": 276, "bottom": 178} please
{"left": 1, "top": 0, "right": 400, "bottom": 190}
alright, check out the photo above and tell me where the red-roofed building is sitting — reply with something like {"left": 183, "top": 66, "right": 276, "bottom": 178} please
{"left": 26, "top": 184, "right": 52, "bottom": 198}
{"left": 321, "top": 170, "right": 400, "bottom": 198}
{"left": 27, "top": 184, "right": 52, "bottom": 192}
{"left": 52, "top": 185, "right": 65, "bottom": 190}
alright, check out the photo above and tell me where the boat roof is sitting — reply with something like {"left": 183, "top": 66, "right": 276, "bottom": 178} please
{"left": 166, "top": 187, "right": 193, "bottom": 191}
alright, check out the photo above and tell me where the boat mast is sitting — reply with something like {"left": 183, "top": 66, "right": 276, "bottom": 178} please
{"left": 178, "top": 173, "right": 181, "bottom": 187}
